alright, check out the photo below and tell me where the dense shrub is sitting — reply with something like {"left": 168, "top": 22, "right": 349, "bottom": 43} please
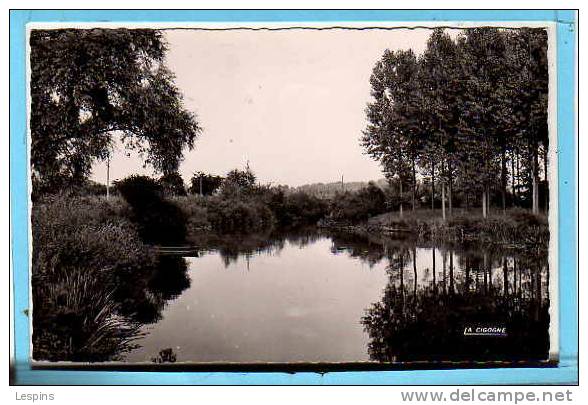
{"left": 365, "top": 207, "right": 549, "bottom": 248}
{"left": 224, "top": 168, "right": 256, "bottom": 189}
{"left": 329, "top": 182, "right": 387, "bottom": 223}
{"left": 170, "top": 196, "right": 212, "bottom": 236}
{"left": 267, "top": 189, "right": 328, "bottom": 226}
{"left": 220, "top": 168, "right": 257, "bottom": 197}
{"left": 31, "top": 195, "right": 147, "bottom": 280}
{"left": 31, "top": 195, "right": 156, "bottom": 361}
{"left": 446, "top": 209, "right": 548, "bottom": 246}
{"left": 116, "top": 175, "right": 187, "bottom": 244}
{"left": 115, "top": 175, "right": 163, "bottom": 206}
{"left": 32, "top": 194, "right": 191, "bottom": 361}
{"left": 70, "top": 180, "right": 109, "bottom": 197}
{"left": 174, "top": 185, "right": 328, "bottom": 235}
{"left": 205, "top": 197, "right": 275, "bottom": 233}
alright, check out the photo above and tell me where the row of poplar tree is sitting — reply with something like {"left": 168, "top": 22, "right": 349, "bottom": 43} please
{"left": 362, "top": 28, "right": 548, "bottom": 218}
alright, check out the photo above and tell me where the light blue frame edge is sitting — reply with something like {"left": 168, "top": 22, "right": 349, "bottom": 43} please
{"left": 9, "top": 9, "right": 577, "bottom": 385}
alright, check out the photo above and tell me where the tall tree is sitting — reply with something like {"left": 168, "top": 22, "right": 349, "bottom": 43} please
{"left": 189, "top": 172, "right": 224, "bottom": 196}
{"left": 159, "top": 172, "right": 187, "bottom": 196}
{"left": 362, "top": 49, "right": 420, "bottom": 217}
{"left": 458, "top": 28, "right": 508, "bottom": 218}
{"left": 363, "top": 28, "right": 548, "bottom": 219}
{"left": 419, "top": 29, "right": 462, "bottom": 219}
{"left": 506, "top": 29, "right": 549, "bottom": 214}
{"left": 30, "top": 28, "right": 201, "bottom": 194}
{"left": 222, "top": 166, "right": 257, "bottom": 193}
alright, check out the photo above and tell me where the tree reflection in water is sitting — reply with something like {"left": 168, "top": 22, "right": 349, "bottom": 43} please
{"left": 356, "top": 236, "right": 550, "bottom": 363}
{"left": 34, "top": 225, "right": 550, "bottom": 364}
{"left": 189, "top": 226, "right": 325, "bottom": 267}
{"left": 114, "top": 255, "right": 190, "bottom": 325}
{"left": 188, "top": 228, "right": 550, "bottom": 364}
{"left": 33, "top": 254, "right": 190, "bottom": 362}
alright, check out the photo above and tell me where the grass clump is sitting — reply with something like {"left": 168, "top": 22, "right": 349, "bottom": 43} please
{"left": 31, "top": 193, "right": 188, "bottom": 362}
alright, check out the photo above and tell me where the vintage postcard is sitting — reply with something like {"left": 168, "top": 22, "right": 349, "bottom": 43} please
{"left": 28, "top": 21, "right": 558, "bottom": 368}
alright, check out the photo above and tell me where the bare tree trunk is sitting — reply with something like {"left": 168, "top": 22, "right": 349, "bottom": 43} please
{"left": 518, "top": 262, "right": 522, "bottom": 297}
{"left": 442, "top": 251, "right": 447, "bottom": 294}
{"left": 441, "top": 183, "right": 446, "bottom": 221}
{"left": 516, "top": 151, "right": 521, "bottom": 204}
{"left": 487, "top": 186, "right": 491, "bottom": 217}
{"left": 483, "top": 144, "right": 490, "bottom": 218}
{"left": 449, "top": 250, "right": 454, "bottom": 294}
{"left": 441, "top": 160, "right": 446, "bottom": 221}
{"left": 543, "top": 146, "right": 548, "bottom": 181}
{"left": 501, "top": 149, "right": 507, "bottom": 214}
{"left": 532, "top": 161, "right": 539, "bottom": 214}
{"left": 106, "top": 155, "right": 110, "bottom": 201}
{"left": 432, "top": 247, "right": 436, "bottom": 289}
{"left": 448, "top": 166, "right": 453, "bottom": 217}
{"left": 413, "top": 247, "right": 417, "bottom": 295}
{"left": 536, "top": 265, "right": 542, "bottom": 306}
{"left": 503, "top": 257, "right": 508, "bottom": 296}
{"left": 488, "top": 256, "right": 493, "bottom": 290}
{"left": 411, "top": 158, "right": 416, "bottom": 212}
{"left": 517, "top": 152, "right": 521, "bottom": 186}
{"left": 513, "top": 258, "right": 517, "bottom": 296}
{"left": 483, "top": 253, "right": 488, "bottom": 294}
{"left": 399, "top": 180, "right": 404, "bottom": 219}
{"left": 400, "top": 254, "right": 404, "bottom": 294}
{"left": 511, "top": 150, "right": 516, "bottom": 207}
{"left": 482, "top": 188, "right": 487, "bottom": 219}
{"left": 532, "top": 146, "right": 539, "bottom": 214}
{"left": 543, "top": 146, "right": 549, "bottom": 213}
{"left": 431, "top": 161, "right": 435, "bottom": 210}
{"left": 464, "top": 255, "right": 469, "bottom": 293}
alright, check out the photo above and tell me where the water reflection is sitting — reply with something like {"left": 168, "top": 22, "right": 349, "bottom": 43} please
{"left": 114, "top": 255, "right": 190, "bottom": 325}
{"left": 188, "top": 227, "right": 325, "bottom": 267}
{"left": 357, "top": 238, "right": 550, "bottom": 363}
{"left": 32, "top": 253, "right": 191, "bottom": 362}
{"left": 125, "top": 228, "right": 550, "bottom": 364}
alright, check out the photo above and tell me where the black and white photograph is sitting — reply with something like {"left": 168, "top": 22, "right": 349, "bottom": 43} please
{"left": 28, "top": 23, "right": 557, "bottom": 367}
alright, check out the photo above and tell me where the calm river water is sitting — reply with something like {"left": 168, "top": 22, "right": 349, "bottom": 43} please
{"left": 125, "top": 229, "right": 550, "bottom": 364}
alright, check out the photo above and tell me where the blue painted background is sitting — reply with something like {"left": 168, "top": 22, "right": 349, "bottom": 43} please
{"left": 10, "top": 9, "right": 577, "bottom": 385}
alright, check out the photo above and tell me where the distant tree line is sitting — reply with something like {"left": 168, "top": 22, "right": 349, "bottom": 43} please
{"left": 362, "top": 28, "right": 548, "bottom": 218}
{"left": 294, "top": 178, "right": 389, "bottom": 199}
{"left": 160, "top": 167, "right": 255, "bottom": 197}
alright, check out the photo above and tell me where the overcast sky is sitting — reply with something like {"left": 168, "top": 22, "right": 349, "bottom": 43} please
{"left": 91, "top": 28, "right": 435, "bottom": 187}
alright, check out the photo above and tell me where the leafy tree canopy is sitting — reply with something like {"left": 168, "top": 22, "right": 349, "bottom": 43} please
{"left": 159, "top": 172, "right": 187, "bottom": 196}
{"left": 362, "top": 28, "right": 548, "bottom": 215}
{"left": 223, "top": 167, "right": 257, "bottom": 191}
{"left": 30, "top": 28, "right": 201, "bottom": 194}
{"left": 189, "top": 172, "right": 224, "bottom": 196}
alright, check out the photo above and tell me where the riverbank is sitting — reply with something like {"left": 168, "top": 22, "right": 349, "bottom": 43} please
{"left": 31, "top": 194, "right": 190, "bottom": 361}
{"left": 320, "top": 208, "right": 549, "bottom": 251}
{"left": 31, "top": 193, "right": 549, "bottom": 361}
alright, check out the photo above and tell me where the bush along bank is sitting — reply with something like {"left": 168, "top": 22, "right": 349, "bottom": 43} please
{"left": 31, "top": 194, "right": 190, "bottom": 361}
{"left": 320, "top": 208, "right": 549, "bottom": 251}
{"left": 115, "top": 175, "right": 187, "bottom": 245}
{"left": 171, "top": 186, "right": 328, "bottom": 238}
